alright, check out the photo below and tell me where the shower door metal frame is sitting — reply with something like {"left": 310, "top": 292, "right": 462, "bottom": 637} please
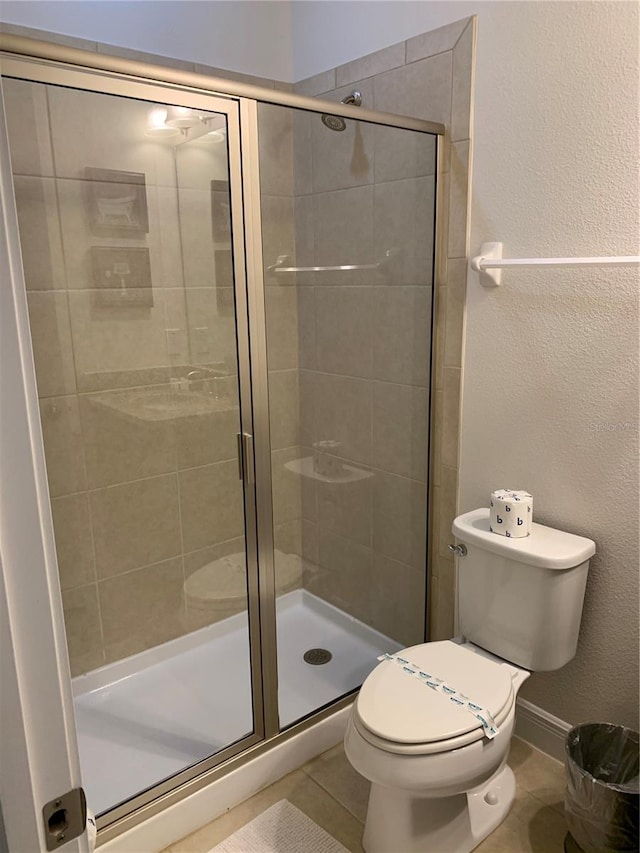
{"left": 0, "top": 36, "right": 446, "bottom": 847}
{"left": 0, "top": 56, "right": 270, "bottom": 833}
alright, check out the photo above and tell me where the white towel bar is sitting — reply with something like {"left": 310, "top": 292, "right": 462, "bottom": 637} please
{"left": 470, "top": 242, "right": 640, "bottom": 286}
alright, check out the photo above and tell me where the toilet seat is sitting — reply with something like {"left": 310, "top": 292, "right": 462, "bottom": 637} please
{"left": 354, "top": 641, "right": 516, "bottom": 756}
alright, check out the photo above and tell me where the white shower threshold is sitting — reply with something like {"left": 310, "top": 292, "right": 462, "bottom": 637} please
{"left": 72, "top": 589, "right": 400, "bottom": 817}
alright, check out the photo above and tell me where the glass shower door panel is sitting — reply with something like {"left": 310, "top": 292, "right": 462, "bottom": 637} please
{"left": 3, "top": 78, "right": 255, "bottom": 815}
{"left": 258, "top": 102, "right": 437, "bottom": 728}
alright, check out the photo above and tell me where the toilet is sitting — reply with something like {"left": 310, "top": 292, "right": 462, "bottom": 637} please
{"left": 344, "top": 507, "right": 595, "bottom": 853}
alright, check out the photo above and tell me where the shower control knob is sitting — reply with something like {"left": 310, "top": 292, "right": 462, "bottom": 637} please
{"left": 447, "top": 543, "right": 467, "bottom": 557}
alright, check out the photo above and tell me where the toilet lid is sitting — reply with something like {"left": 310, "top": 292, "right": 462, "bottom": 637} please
{"left": 356, "top": 641, "right": 513, "bottom": 745}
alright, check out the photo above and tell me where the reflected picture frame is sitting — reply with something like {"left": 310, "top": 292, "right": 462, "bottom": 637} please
{"left": 86, "top": 167, "right": 149, "bottom": 237}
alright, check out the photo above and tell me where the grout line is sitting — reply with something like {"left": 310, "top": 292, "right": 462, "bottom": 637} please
{"left": 301, "top": 766, "right": 366, "bottom": 827}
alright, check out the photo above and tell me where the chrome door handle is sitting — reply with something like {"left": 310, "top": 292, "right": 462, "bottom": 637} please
{"left": 447, "top": 543, "right": 467, "bottom": 557}
{"left": 237, "top": 432, "right": 254, "bottom": 484}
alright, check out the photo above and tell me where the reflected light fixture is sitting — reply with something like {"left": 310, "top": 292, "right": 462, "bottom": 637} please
{"left": 145, "top": 107, "right": 180, "bottom": 137}
{"left": 200, "top": 128, "right": 226, "bottom": 144}
{"left": 164, "top": 106, "right": 202, "bottom": 129}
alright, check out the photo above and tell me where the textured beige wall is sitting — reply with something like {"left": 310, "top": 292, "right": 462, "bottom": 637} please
{"left": 459, "top": 2, "right": 639, "bottom": 728}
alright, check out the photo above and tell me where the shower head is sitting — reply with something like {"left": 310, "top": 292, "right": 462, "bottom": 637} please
{"left": 320, "top": 90, "right": 362, "bottom": 131}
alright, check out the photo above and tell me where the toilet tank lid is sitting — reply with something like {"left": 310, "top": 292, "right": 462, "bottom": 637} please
{"left": 453, "top": 509, "right": 595, "bottom": 570}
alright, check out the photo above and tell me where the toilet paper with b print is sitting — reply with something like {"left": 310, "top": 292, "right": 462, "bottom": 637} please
{"left": 490, "top": 489, "right": 532, "bottom": 538}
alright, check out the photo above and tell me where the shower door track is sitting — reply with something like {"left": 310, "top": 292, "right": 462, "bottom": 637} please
{"left": 0, "top": 40, "right": 446, "bottom": 846}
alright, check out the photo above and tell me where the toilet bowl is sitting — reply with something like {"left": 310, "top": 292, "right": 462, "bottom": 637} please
{"left": 344, "top": 640, "right": 529, "bottom": 853}
{"left": 344, "top": 508, "right": 595, "bottom": 853}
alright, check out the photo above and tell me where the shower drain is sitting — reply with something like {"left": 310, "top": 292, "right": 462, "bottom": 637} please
{"left": 303, "top": 648, "right": 332, "bottom": 666}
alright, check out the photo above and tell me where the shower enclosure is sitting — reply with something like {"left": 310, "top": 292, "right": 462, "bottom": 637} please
{"left": 0, "top": 36, "right": 443, "bottom": 845}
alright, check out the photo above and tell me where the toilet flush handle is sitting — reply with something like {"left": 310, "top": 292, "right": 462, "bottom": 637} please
{"left": 447, "top": 543, "right": 467, "bottom": 557}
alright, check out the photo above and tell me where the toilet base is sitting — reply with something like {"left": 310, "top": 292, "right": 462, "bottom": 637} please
{"left": 362, "top": 763, "right": 516, "bottom": 853}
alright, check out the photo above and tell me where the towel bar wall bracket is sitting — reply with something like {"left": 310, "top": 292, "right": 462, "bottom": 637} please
{"left": 470, "top": 242, "right": 640, "bottom": 287}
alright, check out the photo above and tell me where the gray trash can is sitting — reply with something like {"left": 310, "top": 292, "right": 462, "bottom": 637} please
{"left": 564, "top": 722, "right": 639, "bottom": 853}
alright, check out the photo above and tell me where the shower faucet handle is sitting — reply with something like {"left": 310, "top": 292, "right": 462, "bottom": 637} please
{"left": 447, "top": 543, "right": 467, "bottom": 557}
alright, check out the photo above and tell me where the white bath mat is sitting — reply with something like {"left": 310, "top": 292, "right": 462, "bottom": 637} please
{"left": 207, "top": 799, "right": 350, "bottom": 853}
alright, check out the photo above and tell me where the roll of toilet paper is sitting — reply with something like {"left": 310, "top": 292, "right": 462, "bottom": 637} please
{"left": 490, "top": 489, "right": 533, "bottom": 538}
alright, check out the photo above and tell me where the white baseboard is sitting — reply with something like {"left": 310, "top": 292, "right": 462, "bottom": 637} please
{"left": 515, "top": 698, "right": 571, "bottom": 763}
{"left": 98, "top": 704, "right": 351, "bottom": 852}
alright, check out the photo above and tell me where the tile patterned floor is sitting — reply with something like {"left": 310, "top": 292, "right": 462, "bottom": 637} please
{"left": 162, "top": 737, "right": 567, "bottom": 852}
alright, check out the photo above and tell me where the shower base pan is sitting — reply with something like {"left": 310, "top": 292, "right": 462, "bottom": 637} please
{"left": 72, "top": 589, "right": 400, "bottom": 816}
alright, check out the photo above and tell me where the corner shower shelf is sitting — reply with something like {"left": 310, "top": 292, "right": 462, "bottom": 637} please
{"left": 470, "top": 242, "right": 640, "bottom": 286}
{"left": 284, "top": 456, "right": 374, "bottom": 484}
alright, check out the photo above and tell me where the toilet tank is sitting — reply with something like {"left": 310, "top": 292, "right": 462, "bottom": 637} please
{"left": 452, "top": 509, "right": 596, "bottom": 671}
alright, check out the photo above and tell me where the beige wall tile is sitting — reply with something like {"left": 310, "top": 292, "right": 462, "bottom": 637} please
{"left": 268, "top": 369, "right": 300, "bottom": 450}
{"left": 176, "top": 187, "right": 219, "bottom": 290}
{"left": 51, "top": 493, "right": 96, "bottom": 590}
{"left": 175, "top": 380, "right": 240, "bottom": 470}
{"left": 312, "top": 529, "right": 373, "bottom": 624}
{"left": 372, "top": 286, "right": 432, "bottom": 387}
{"left": 372, "top": 381, "right": 429, "bottom": 481}
{"left": 257, "top": 103, "right": 294, "bottom": 197}
{"left": 67, "top": 289, "right": 174, "bottom": 382}
{"left": 27, "top": 291, "right": 76, "bottom": 398}
{"left": 13, "top": 176, "right": 65, "bottom": 290}
{"left": 317, "top": 472, "right": 373, "bottom": 547}
{"left": 439, "top": 464, "right": 459, "bottom": 559}
{"left": 451, "top": 21, "right": 475, "bottom": 142}
{"left": 47, "top": 86, "right": 174, "bottom": 184}
{"left": 448, "top": 140, "right": 470, "bottom": 258}
{"left": 430, "top": 556, "right": 456, "bottom": 640}
{"left": 444, "top": 258, "right": 467, "bottom": 368}
{"left": 432, "top": 391, "right": 443, "bottom": 487}
{"left": 313, "top": 373, "right": 372, "bottom": 465}
{"left": 294, "top": 69, "right": 336, "bottom": 97}
{"left": 374, "top": 176, "right": 435, "bottom": 285}
{"left": 62, "top": 585, "right": 104, "bottom": 676}
{"left": 374, "top": 52, "right": 453, "bottom": 126}
{"left": 179, "top": 461, "right": 245, "bottom": 552}
{"left": 371, "top": 553, "right": 426, "bottom": 644}
{"left": 442, "top": 367, "right": 461, "bottom": 469}
{"left": 315, "top": 286, "right": 372, "bottom": 378}
{"left": 265, "top": 286, "right": 299, "bottom": 370}
{"left": 406, "top": 18, "right": 471, "bottom": 63}
{"left": 184, "top": 287, "right": 237, "bottom": 366}
{"left": 80, "top": 390, "right": 177, "bottom": 488}
{"left": 313, "top": 186, "right": 374, "bottom": 286}
{"left": 372, "top": 471, "right": 427, "bottom": 570}
{"left": 311, "top": 80, "right": 374, "bottom": 193}
{"left": 91, "top": 474, "right": 181, "bottom": 577}
{"left": 274, "top": 519, "right": 303, "bottom": 557}
{"left": 39, "top": 396, "right": 87, "bottom": 497}
{"left": 175, "top": 139, "right": 229, "bottom": 193}
{"left": 292, "top": 194, "right": 315, "bottom": 270}
{"left": 261, "top": 194, "right": 296, "bottom": 273}
{"left": 434, "top": 284, "right": 447, "bottom": 391}
{"left": 2, "top": 78, "right": 54, "bottom": 177}
{"left": 183, "top": 538, "right": 247, "bottom": 631}
{"left": 337, "top": 42, "right": 406, "bottom": 87}
{"left": 99, "top": 557, "right": 185, "bottom": 662}
{"left": 271, "top": 447, "right": 303, "bottom": 526}
{"left": 374, "top": 124, "right": 437, "bottom": 184}
{"left": 297, "top": 286, "right": 316, "bottom": 370}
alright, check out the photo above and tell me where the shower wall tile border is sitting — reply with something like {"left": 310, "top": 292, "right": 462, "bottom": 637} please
{"left": 295, "top": 17, "right": 475, "bottom": 643}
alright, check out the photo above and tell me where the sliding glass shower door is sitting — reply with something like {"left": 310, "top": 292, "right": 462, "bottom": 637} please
{"left": 2, "top": 74, "right": 263, "bottom": 818}
{"left": 257, "top": 102, "right": 437, "bottom": 728}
